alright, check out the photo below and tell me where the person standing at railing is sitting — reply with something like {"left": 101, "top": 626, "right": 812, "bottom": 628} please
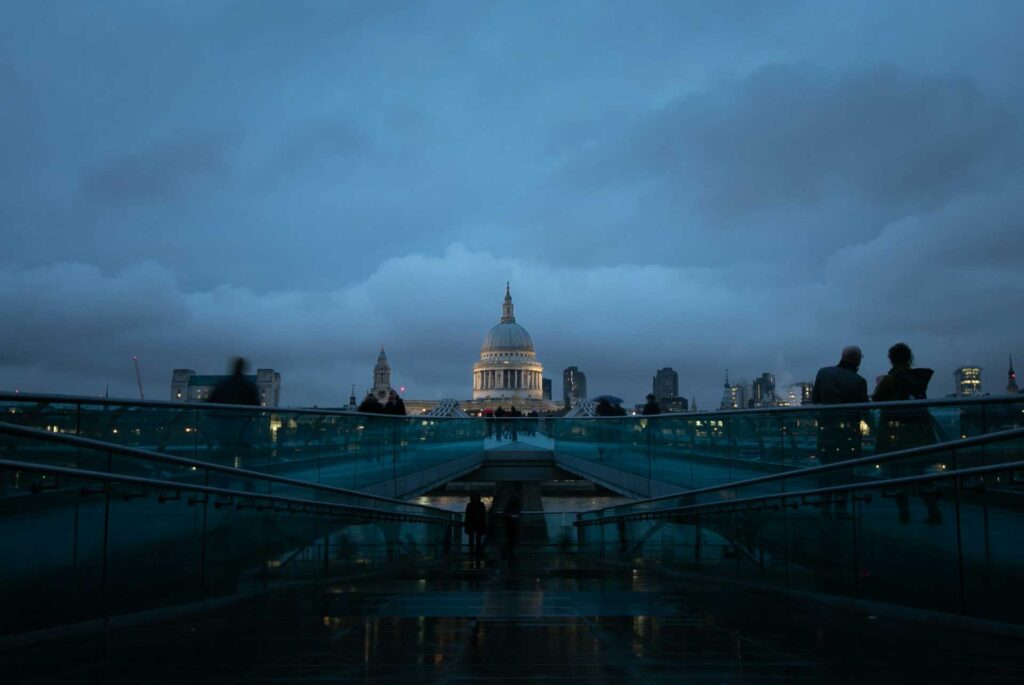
{"left": 208, "top": 357, "right": 261, "bottom": 406}
{"left": 811, "top": 346, "right": 868, "bottom": 516}
{"left": 872, "top": 342, "right": 940, "bottom": 524}
{"left": 641, "top": 394, "right": 661, "bottom": 415}
{"left": 357, "top": 393, "right": 385, "bottom": 413}
{"left": 464, "top": 493, "right": 488, "bottom": 561}
{"left": 385, "top": 390, "right": 406, "bottom": 416}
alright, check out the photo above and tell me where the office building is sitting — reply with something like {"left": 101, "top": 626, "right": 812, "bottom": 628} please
{"left": 954, "top": 366, "right": 982, "bottom": 397}
{"left": 652, "top": 368, "right": 679, "bottom": 401}
{"left": 171, "top": 368, "right": 281, "bottom": 407}
{"left": 751, "top": 372, "right": 776, "bottom": 408}
{"left": 563, "top": 366, "right": 587, "bottom": 408}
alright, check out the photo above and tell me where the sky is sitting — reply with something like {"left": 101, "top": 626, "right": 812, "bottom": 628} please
{"left": 1, "top": 0, "right": 1023, "bottom": 408}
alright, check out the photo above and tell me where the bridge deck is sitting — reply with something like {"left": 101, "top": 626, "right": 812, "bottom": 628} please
{"left": 7, "top": 553, "right": 1023, "bottom": 683}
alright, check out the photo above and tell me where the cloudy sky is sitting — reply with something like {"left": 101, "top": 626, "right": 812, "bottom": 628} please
{"left": 2, "top": 0, "right": 1023, "bottom": 407}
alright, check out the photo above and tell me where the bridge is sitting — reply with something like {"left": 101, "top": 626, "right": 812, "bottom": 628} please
{"left": 2, "top": 392, "right": 1023, "bottom": 682}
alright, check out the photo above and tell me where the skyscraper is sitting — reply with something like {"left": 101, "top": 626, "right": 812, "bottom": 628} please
{"left": 751, "top": 372, "right": 776, "bottom": 407}
{"left": 1009, "top": 356, "right": 1019, "bottom": 394}
{"left": 954, "top": 366, "right": 982, "bottom": 397}
{"left": 652, "top": 368, "right": 679, "bottom": 401}
{"left": 720, "top": 370, "right": 748, "bottom": 410}
{"left": 563, "top": 366, "right": 587, "bottom": 408}
{"left": 542, "top": 378, "right": 552, "bottom": 401}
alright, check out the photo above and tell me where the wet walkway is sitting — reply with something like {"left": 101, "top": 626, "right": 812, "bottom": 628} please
{"left": 6, "top": 554, "right": 1024, "bottom": 683}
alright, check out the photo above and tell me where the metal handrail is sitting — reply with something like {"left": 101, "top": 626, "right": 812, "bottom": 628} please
{"left": 582, "top": 426, "right": 1024, "bottom": 515}
{"left": 0, "top": 421, "right": 459, "bottom": 515}
{"left": 549, "top": 394, "right": 1024, "bottom": 419}
{"left": 0, "top": 391, "right": 478, "bottom": 420}
{"left": 0, "top": 458, "right": 459, "bottom": 525}
{"left": 2, "top": 389, "right": 1023, "bottom": 420}
{"left": 574, "top": 456, "right": 1024, "bottom": 527}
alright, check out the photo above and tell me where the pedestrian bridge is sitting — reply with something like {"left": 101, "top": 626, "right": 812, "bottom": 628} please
{"left": 2, "top": 392, "right": 1023, "bottom": 682}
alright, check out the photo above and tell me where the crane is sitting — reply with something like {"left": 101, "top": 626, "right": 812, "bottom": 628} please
{"left": 132, "top": 356, "right": 145, "bottom": 400}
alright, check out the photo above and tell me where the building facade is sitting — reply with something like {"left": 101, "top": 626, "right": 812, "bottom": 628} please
{"left": 652, "top": 367, "right": 679, "bottom": 405}
{"left": 472, "top": 285, "right": 545, "bottom": 403}
{"left": 720, "top": 371, "right": 748, "bottom": 410}
{"left": 370, "top": 346, "right": 395, "bottom": 404}
{"left": 170, "top": 368, "right": 281, "bottom": 407}
{"left": 542, "top": 378, "right": 552, "bottom": 401}
{"left": 954, "top": 366, "right": 982, "bottom": 397}
{"left": 563, "top": 366, "right": 588, "bottom": 408}
{"left": 751, "top": 372, "right": 776, "bottom": 407}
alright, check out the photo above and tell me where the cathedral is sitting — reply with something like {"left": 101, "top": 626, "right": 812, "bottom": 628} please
{"left": 472, "top": 284, "right": 545, "bottom": 403}
{"left": 357, "top": 285, "right": 560, "bottom": 415}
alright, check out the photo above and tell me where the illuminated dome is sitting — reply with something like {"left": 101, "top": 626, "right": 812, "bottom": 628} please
{"left": 472, "top": 284, "right": 544, "bottom": 402}
{"left": 482, "top": 321, "right": 534, "bottom": 354}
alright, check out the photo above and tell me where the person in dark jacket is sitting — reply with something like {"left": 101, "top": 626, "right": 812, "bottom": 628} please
{"left": 594, "top": 398, "right": 615, "bottom": 416}
{"left": 358, "top": 393, "right": 385, "bottom": 414}
{"left": 464, "top": 493, "right": 488, "bottom": 560}
{"left": 385, "top": 390, "right": 406, "bottom": 416}
{"left": 208, "top": 357, "right": 261, "bottom": 406}
{"left": 873, "top": 342, "right": 940, "bottom": 524}
{"left": 811, "top": 346, "right": 868, "bottom": 516}
{"left": 812, "top": 347, "right": 868, "bottom": 405}
{"left": 641, "top": 394, "right": 661, "bottom": 415}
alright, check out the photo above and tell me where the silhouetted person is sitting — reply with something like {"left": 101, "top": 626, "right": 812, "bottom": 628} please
{"left": 813, "top": 346, "right": 869, "bottom": 405}
{"left": 358, "top": 393, "right": 385, "bottom": 414}
{"left": 595, "top": 398, "right": 615, "bottom": 416}
{"left": 483, "top": 408, "right": 494, "bottom": 438}
{"left": 494, "top": 406, "right": 507, "bottom": 441}
{"left": 873, "top": 342, "right": 940, "bottom": 524}
{"left": 508, "top": 406, "right": 521, "bottom": 440}
{"left": 208, "top": 357, "right": 260, "bottom": 406}
{"left": 812, "top": 346, "right": 868, "bottom": 516}
{"left": 641, "top": 394, "right": 661, "bottom": 415}
{"left": 503, "top": 494, "right": 521, "bottom": 562}
{"left": 385, "top": 390, "right": 406, "bottom": 416}
{"left": 464, "top": 493, "right": 487, "bottom": 560}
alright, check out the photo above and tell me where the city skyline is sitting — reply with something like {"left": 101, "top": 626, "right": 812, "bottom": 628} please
{"left": 2, "top": 2, "right": 1023, "bottom": 409}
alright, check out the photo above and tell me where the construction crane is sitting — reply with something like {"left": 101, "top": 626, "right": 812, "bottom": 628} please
{"left": 132, "top": 356, "right": 145, "bottom": 400}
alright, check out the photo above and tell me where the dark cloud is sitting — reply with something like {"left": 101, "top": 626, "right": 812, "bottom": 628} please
{"left": 1, "top": 1, "right": 1023, "bottom": 407}
{"left": 81, "top": 129, "right": 243, "bottom": 204}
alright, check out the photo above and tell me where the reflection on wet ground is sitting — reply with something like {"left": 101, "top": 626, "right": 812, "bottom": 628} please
{"left": 5, "top": 553, "right": 1024, "bottom": 683}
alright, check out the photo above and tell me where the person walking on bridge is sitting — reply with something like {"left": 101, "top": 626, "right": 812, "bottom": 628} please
{"left": 464, "top": 493, "right": 488, "bottom": 561}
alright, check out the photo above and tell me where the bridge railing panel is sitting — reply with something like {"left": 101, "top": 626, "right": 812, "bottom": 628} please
{"left": 0, "top": 394, "right": 487, "bottom": 492}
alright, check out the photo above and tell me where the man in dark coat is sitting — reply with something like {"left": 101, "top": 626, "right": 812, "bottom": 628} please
{"left": 208, "top": 357, "right": 261, "bottom": 406}
{"left": 812, "top": 346, "right": 869, "bottom": 406}
{"left": 464, "top": 493, "right": 487, "bottom": 560}
{"left": 385, "top": 390, "right": 407, "bottom": 416}
{"left": 358, "top": 393, "right": 385, "bottom": 413}
{"left": 811, "top": 346, "right": 868, "bottom": 515}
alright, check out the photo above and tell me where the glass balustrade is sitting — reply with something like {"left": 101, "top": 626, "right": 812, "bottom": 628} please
{"left": 0, "top": 429, "right": 459, "bottom": 637}
{"left": 552, "top": 397, "right": 1024, "bottom": 492}
{"left": 0, "top": 394, "right": 486, "bottom": 491}
{"left": 575, "top": 429, "right": 1024, "bottom": 625}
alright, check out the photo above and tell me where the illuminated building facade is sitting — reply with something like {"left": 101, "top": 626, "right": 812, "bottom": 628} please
{"left": 563, "top": 366, "right": 588, "bottom": 408}
{"left": 170, "top": 368, "right": 281, "bottom": 407}
{"left": 954, "top": 366, "right": 982, "bottom": 397}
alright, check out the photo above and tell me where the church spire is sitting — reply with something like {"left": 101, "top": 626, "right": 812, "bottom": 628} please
{"left": 1009, "top": 355, "right": 1019, "bottom": 394}
{"left": 501, "top": 282, "right": 515, "bottom": 323}
{"left": 373, "top": 346, "right": 391, "bottom": 392}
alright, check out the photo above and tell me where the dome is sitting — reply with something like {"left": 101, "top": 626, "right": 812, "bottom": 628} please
{"left": 482, "top": 321, "right": 534, "bottom": 353}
